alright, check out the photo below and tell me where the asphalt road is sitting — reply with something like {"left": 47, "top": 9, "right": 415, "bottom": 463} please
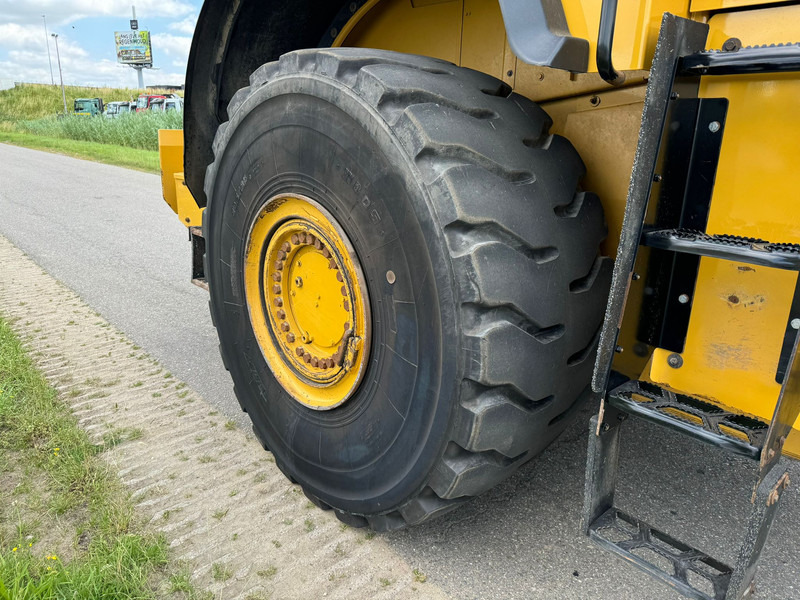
{"left": 2, "top": 143, "right": 798, "bottom": 600}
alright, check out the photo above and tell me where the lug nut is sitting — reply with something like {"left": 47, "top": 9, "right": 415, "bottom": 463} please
{"left": 291, "top": 233, "right": 300, "bottom": 245}
{"left": 344, "top": 322, "right": 350, "bottom": 331}
{"left": 304, "top": 353, "right": 312, "bottom": 364}
{"left": 274, "top": 260, "right": 284, "bottom": 271}
{"left": 304, "top": 232, "right": 313, "bottom": 244}
{"left": 341, "top": 286, "right": 347, "bottom": 296}
{"left": 286, "top": 333, "right": 295, "bottom": 343}
{"left": 281, "top": 242, "right": 291, "bottom": 252}
{"left": 277, "top": 250, "right": 287, "bottom": 260}
{"left": 277, "top": 309, "right": 286, "bottom": 319}
{"left": 296, "top": 347, "right": 305, "bottom": 357}
{"left": 281, "top": 322, "right": 290, "bottom": 332}
{"left": 272, "top": 272, "right": 282, "bottom": 282}
{"left": 329, "top": 259, "right": 337, "bottom": 269}
{"left": 336, "top": 271, "right": 343, "bottom": 282}
{"left": 322, "top": 248, "right": 331, "bottom": 258}
{"left": 343, "top": 300, "right": 350, "bottom": 311}
{"left": 314, "top": 238, "right": 323, "bottom": 250}
{"left": 272, "top": 284, "right": 281, "bottom": 294}
{"left": 274, "top": 298, "right": 283, "bottom": 308}
{"left": 311, "top": 357, "right": 319, "bottom": 368}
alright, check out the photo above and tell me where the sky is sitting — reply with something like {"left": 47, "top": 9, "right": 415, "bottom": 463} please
{"left": 0, "top": 0, "right": 203, "bottom": 89}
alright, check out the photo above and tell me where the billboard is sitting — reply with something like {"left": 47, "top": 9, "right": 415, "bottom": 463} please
{"left": 115, "top": 30, "right": 152, "bottom": 65}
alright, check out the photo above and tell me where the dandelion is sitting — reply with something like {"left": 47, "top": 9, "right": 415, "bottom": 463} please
{"left": 28, "top": 543, "right": 32, "bottom": 547}
{"left": 12, "top": 547, "right": 17, "bottom": 552}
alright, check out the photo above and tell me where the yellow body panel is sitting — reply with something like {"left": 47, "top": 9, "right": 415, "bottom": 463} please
{"left": 647, "top": 5, "right": 800, "bottom": 456}
{"left": 158, "top": 129, "right": 184, "bottom": 214}
{"left": 174, "top": 172, "right": 203, "bottom": 227}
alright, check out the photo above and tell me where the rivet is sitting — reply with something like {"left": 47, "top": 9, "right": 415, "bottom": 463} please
{"left": 589, "top": 95, "right": 600, "bottom": 107}
{"left": 336, "top": 271, "right": 344, "bottom": 282}
{"left": 631, "top": 272, "right": 641, "bottom": 281}
{"left": 343, "top": 300, "right": 350, "bottom": 312}
{"left": 330, "top": 27, "right": 338, "bottom": 38}
{"left": 281, "top": 322, "right": 290, "bottom": 332}
{"left": 386, "top": 270, "right": 396, "bottom": 284}
{"left": 272, "top": 284, "right": 281, "bottom": 294}
{"left": 615, "top": 345, "right": 623, "bottom": 353}
{"left": 791, "top": 318, "right": 800, "bottom": 330}
{"left": 670, "top": 92, "right": 679, "bottom": 100}
{"left": 506, "top": 69, "right": 513, "bottom": 77}
{"left": 652, "top": 173, "right": 662, "bottom": 183}
{"left": 274, "top": 298, "right": 283, "bottom": 308}
{"left": 286, "top": 333, "right": 295, "bottom": 343}
{"left": 277, "top": 309, "right": 286, "bottom": 319}
{"left": 708, "top": 121, "right": 721, "bottom": 133}
{"left": 667, "top": 353, "right": 684, "bottom": 369}
{"left": 678, "top": 294, "right": 690, "bottom": 304}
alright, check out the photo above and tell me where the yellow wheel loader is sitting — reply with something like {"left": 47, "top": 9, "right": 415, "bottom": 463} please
{"left": 158, "top": 1, "right": 800, "bottom": 597}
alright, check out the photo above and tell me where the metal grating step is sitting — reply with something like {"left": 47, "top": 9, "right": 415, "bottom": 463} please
{"left": 608, "top": 380, "right": 768, "bottom": 459}
{"left": 680, "top": 43, "right": 800, "bottom": 76}
{"left": 641, "top": 228, "right": 800, "bottom": 271}
{"left": 588, "top": 508, "right": 732, "bottom": 600}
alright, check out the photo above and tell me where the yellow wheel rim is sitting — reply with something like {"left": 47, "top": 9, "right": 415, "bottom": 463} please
{"left": 244, "top": 194, "right": 371, "bottom": 409}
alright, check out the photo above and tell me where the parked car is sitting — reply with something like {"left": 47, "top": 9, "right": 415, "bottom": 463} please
{"left": 104, "top": 101, "right": 132, "bottom": 118}
{"left": 149, "top": 96, "right": 183, "bottom": 113}
{"left": 135, "top": 94, "right": 166, "bottom": 112}
{"left": 73, "top": 97, "right": 103, "bottom": 117}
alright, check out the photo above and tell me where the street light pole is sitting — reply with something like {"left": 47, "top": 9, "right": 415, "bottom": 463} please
{"left": 51, "top": 34, "right": 68, "bottom": 115}
{"left": 42, "top": 15, "right": 54, "bottom": 85}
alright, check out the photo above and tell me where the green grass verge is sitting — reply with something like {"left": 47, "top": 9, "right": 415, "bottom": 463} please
{"left": 0, "top": 131, "right": 159, "bottom": 174}
{"left": 0, "top": 317, "right": 198, "bottom": 599}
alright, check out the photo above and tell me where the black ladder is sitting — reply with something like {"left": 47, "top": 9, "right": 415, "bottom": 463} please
{"left": 583, "top": 13, "right": 800, "bottom": 600}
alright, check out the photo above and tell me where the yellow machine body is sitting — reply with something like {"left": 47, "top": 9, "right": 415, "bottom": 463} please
{"left": 159, "top": 0, "right": 800, "bottom": 454}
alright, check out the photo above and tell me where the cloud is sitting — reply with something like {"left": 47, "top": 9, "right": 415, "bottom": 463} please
{"left": 168, "top": 14, "right": 197, "bottom": 36}
{"left": 0, "top": 0, "right": 194, "bottom": 26}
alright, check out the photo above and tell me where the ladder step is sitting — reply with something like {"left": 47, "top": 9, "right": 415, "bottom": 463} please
{"left": 680, "top": 43, "right": 800, "bottom": 76}
{"left": 588, "top": 507, "right": 732, "bottom": 600}
{"left": 642, "top": 228, "right": 800, "bottom": 270}
{"left": 608, "top": 380, "right": 767, "bottom": 459}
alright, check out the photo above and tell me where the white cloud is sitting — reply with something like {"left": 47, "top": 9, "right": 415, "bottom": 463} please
{"left": 151, "top": 33, "right": 191, "bottom": 60}
{"left": 0, "top": 0, "right": 194, "bottom": 26}
{"left": 168, "top": 14, "right": 197, "bottom": 36}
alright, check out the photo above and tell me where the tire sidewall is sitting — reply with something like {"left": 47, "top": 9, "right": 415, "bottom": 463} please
{"left": 206, "top": 75, "right": 460, "bottom": 514}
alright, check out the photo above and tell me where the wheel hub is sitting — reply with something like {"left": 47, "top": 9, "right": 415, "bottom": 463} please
{"left": 244, "top": 194, "right": 370, "bottom": 409}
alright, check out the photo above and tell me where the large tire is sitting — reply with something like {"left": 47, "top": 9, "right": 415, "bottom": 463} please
{"left": 204, "top": 48, "right": 612, "bottom": 531}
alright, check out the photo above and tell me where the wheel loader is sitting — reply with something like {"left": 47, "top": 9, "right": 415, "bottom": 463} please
{"left": 157, "top": 1, "right": 800, "bottom": 597}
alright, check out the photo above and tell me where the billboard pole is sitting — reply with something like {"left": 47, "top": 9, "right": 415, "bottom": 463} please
{"left": 131, "top": 6, "right": 144, "bottom": 89}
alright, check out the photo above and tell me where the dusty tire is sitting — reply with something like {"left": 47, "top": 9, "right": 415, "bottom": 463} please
{"left": 204, "top": 48, "right": 612, "bottom": 531}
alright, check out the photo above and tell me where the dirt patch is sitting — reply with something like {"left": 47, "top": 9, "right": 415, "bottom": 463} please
{"left": 0, "top": 235, "right": 448, "bottom": 600}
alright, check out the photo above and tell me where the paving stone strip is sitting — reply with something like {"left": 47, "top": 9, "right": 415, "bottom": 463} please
{"left": 0, "top": 235, "right": 447, "bottom": 600}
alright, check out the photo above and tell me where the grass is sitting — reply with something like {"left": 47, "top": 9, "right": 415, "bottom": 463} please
{"left": 0, "top": 130, "right": 159, "bottom": 173}
{"left": 0, "top": 316, "right": 198, "bottom": 598}
{"left": 16, "top": 111, "right": 181, "bottom": 152}
{"left": 0, "top": 82, "right": 181, "bottom": 172}
{"left": 0, "top": 83, "right": 181, "bottom": 121}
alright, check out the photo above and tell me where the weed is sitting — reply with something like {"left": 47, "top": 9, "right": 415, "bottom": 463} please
{"left": 271, "top": 540, "right": 282, "bottom": 548}
{"left": 257, "top": 566, "right": 278, "bottom": 579}
{"left": 413, "top": 568, "right": 428, "bottom": 583}
{"left": 304, "top": 519, "right": 315, "bottom": 533}
{"left": 225, "top": 420, "right": 236, "bottom": 431}
{"left": 211, "top": 562, "right": 233, "bottom": 582}
{"left": 380, "top": 578, "right": 393, "bottom": 587}
{"left": 212, "top": 509, "right": 229, "bottom": 520}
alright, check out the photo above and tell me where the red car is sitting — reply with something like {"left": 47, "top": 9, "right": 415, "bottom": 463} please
{"left": 135, "top": 94, "right": 166, "bottom": 112}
